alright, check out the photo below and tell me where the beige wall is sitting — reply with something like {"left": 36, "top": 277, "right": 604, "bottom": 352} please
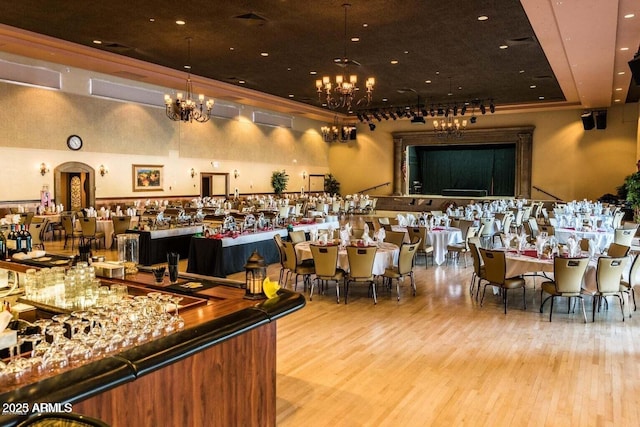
{"left": 330, "top": 103, "right": 639, "bottom": 201}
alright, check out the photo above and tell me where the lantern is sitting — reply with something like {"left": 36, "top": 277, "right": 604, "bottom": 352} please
{"left": 244, "top": 250, "right": 266, "bottom": 299}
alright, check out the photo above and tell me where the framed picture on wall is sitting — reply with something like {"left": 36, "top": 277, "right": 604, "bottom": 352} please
{"left": 132, "top": 164, "right": 164, "bottom": 191}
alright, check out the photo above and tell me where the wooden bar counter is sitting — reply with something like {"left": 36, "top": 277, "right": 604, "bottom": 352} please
{"left": 0, "top": 267, "right": 305, "bottom": 427}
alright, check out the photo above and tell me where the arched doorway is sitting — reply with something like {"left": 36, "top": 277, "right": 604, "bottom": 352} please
{"left": 54, "top": 162, "right": 95, "bottom": 211}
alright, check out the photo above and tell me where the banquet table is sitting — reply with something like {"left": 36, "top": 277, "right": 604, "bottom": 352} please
{"left": 427, "top": 227, "right": 463, "bottom": 266}
{"left": 295, "top": 241, "right": 399, "bottom": 276}
{"left": 555, "top": 227, "right": 614, "bottom": 253}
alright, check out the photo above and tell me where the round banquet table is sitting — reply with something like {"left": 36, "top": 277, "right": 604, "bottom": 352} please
{"left": 295, "top": 241, "right": 399, "bottom": 276}
{"left": 426, "top": 227, "right": 463, "bottom": 266}
{"left": 555, "top": 227, "right": 614, "bottom": 253}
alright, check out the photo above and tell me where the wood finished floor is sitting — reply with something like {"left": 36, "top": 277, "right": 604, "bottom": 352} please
{"left": 43, "top": 239, "right": 640, "bottom": 427}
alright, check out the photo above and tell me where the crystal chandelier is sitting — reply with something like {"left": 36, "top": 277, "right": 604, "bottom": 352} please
{"left": 315, "top": 3, "right": 375, "bottom": 110}
{"left": 164, "top": 38, "right": 214, "bottom": 123}
{"left": 433, "top": 114, "right": 467, "bottom": 138}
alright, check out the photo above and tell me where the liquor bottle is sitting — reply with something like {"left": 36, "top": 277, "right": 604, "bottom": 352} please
{"left": 0, "top": 228, "right": 6, "bottom": 260}
{"left": 21, "top": 224, "right": 32, "bottom": 253}
{"left": 6, "top": 224, "right": 18, "bottom": 256}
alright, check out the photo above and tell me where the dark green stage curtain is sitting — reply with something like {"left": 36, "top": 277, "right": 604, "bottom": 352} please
{"left": 415, "top": 144, "right": 515, "bottom": 196}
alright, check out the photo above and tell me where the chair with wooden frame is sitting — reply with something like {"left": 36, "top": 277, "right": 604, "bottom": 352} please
{"left": 479, "top": 248, "right": 526, "bottom": 314}
{"left": 539, "top": 257, "right": 590, "bottom": 322}
{"left": 310, "top": 244, "right": 345, "bottom": 303}
{"left": 345, "top": 245, "right": 378, "bottom": 304}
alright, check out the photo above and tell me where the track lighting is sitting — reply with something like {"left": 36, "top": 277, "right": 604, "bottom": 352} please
{"left": 480, "top": 104, "right": 486, "bottom": 115}
{"left": 356, "top": 113, "right": 364, "bottom": 122}
{"left": 489, "top": 102, "right": 495, "bottom": 114}
{"left": 437, "top": 108, "right": 444, "bottom": 116}
{"left": 372, "top": 112, "right": 381, "bottom": 121}
{"left": 430, "top": 108, "right": 435, "bottom": 117}
{"left": 461, "top": 105, "right": 467, "bottom": 115}
{"left": 453, "top": 105, "right": 458, "bottom": 116}
{"left": 470, "top": 116, "right": 477, "bottom": 124}
{"left": 389, "top": 111, "right": 397, "bottom": 120}
{"left": 368, "top": 122, "right": 376, "bottom": 131}
{"left": 381, "top": 112, "right": 389, "bottom": 120}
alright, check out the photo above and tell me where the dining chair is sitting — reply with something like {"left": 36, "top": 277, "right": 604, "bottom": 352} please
{"left": 468, "top": 239, "right": 487, "bottom": 299}
{"left": 345, "top": 245, "right": 378, "bottom": 304}
{"left": 288, "top": 230, "right": 306, "bottom": 245}
{"left": 382, "top": 239, "right": 419, "bottom": 301}
{"left": 446, "top": 226, "right": 479, "bottom": 267}
{"left": 28, "top": 219, "right": 48, "bottom": 250}
{"left": 384, "top": 230, "right": 406, "bottom": 249}
{"left": 79, "top": 217, "right": 106, "bottom": 249}
{"left": 582, "top": 256, "right": 628, "bottom": 322}
{"left": 479, "top": 218, "right": 495, "bottom": 248}
{"left": 492, "top": 213, "right": 513, "bottom": 247}
{"left": 281, "top": 240, "right": 315, "bottom": 292}
{"left": 479, "top": 248, "right": 526, "bottom": 314}
{"left": 351, "top": 228, "right": 365, "bottom": 239}
{"left": 538, "top": 224, "right": 555, "bottom": 236}
{"left": 112, "top": 216, "right": 131, "bottom": 248}
{"left": 539, "top": 257, "right": 590, "bottom": 322}
{"left": 619, "top": 253, "right": 640, "bottom": 313}
{"left": 613, "top": 228, "right": 635, "bottom": 247}
{"left": 273, "top": 234, "right": 289, "bottom": 285}
{"left": 407, "top": 226, "right": 434, "bottom": 267}
{"left": 61, "top": 215, "right": 83, "bottom": 250}
{"left": 19, "top": 212, "right": 34, "bottom": 227}
{"left": 606, "top": 242, "right": 630, "bottom": 258}
{"left": 310, "top": 244, "right": 345, "bottom": 303}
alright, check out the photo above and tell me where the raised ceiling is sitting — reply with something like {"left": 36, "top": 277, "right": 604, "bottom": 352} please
{"left": 0, "top": 0, "right": 637, "bottom": 119}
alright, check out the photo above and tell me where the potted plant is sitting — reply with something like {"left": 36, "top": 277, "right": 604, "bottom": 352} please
{"left": 624, "top": 171, "right": 640, "bottom": 222}
{"left": 271, "top": 170, "right": 289, "bottom": 195}
{"left": 324, "top": 174, "right": 340, "bottom": 196}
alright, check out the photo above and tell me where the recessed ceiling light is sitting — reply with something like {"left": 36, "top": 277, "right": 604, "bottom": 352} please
{"left": 230, "top": 47, "right": 235, "bottom": 51}
{"left": 287, "top": 67, "right": 292, "bottom": 71}
{"left": 624, "top": 13, "right": 635, "bottom": 18}
{"left": 614, "top": 99, "right": 621, "bottom": 102}
{"left": 530, "top": 85, "right": 537, "bottom": 89}
{"left": 149, "top": 18, "right": 155, "bottom": 22}
{"left": 477, "top": 15, "right": 489, "bottom": 21}
{"left": 238, "top": 80, "right": 245, "bottom": 84}
{"left": 620, "top": 47, "right": 629, "bottom": 51}
{"left": 538, "top": 96, "right": 545, "bottom": 100}
{"left": 425, "top": 80, "right": 432, "bottom": 84}
{"left": 261, "top": 52, "right": 269, "bottom": 56}
{"left": 288, "top": 94, "right": 294, "bottom": 98}
{"left": 404, "top": 51, "right": 409, "bottom": 54}
{"left": 618, "top": 71, "right": 626, "bottom": 75}
{"left": 615, "top": 87, "right": 622, "bottom": 91}
{"left": 458, "top": 86, "right": 462, "bottom": 90}
{"left": 176, "top": 20, "right": 186, "bottom": 25}
{"left": 390, "top": 60, "right": 399, "bottom": 64}
{"left": 183, "top": 65, "right": 191, "bottom": 69}
{"left": 519, "top": 70, "right": 525, "bottom": 73}
{"left": 93, "top": 40, "right": 102, "bottom": 44}
{"left": 310, "top": 71, "right": 317, "bottom": 75}
{"left": 362, "top": 23, "right": 368, "bottom": 27}
{"left": 351, "top": 37, "right": 360, "bottom": 42}
{"left": 382, "top": 98, "right": 388, "bottom": 102}
{"left": 499, "top": 45, "right": 508, "bottom": 49}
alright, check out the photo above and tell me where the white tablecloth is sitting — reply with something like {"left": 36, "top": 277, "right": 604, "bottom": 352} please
{"left": 427, "top": 227, "right": 463, "bottom": 265}
{"left": 295, "top": 241, "right": 399, "bottom": 276}
{"left": 555, "top": 228, "right": 613, "bottom": 252}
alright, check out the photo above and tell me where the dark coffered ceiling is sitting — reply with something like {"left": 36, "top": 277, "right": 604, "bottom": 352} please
{"left": 0, "top": 0, "right": 637, "bottom": 115}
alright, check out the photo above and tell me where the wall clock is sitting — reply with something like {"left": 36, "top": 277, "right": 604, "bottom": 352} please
{"left": 67, "top": 135, "right": 83, "bottom": 151}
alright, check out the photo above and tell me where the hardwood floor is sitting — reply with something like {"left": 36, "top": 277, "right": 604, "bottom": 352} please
{"left": 41, "top": 238, "right": 640, "bottom": 426}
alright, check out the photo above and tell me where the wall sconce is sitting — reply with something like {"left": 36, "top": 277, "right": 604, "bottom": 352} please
{"left": 190, "top": 168, "right": 196, "bottom": 178}
{"left": 99, "top": 165, "right": 109, "bottom": 177}
{"left": 39, "top": 163, "right": 50, "bottom": 176}
{"left": 302, "top": 171, "right": 307, "bottom": 180}
{"left": 234, "top": 169, "right": 240, "bottom": 179}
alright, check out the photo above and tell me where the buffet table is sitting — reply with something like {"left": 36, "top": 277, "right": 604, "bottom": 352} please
{"left": 128, "top": 225, "right": 203, "bottom": 266}
{"left": 187, "top": 222, "right": 340, "bottom": 277}
{"left": 0, "top": 266, "right": 305, "bottom": 427}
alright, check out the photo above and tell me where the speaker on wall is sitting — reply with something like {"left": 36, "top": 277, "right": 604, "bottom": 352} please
{"left": 629, "top": 53, "right": 640, "bottom": 85}
{"left": 595, "top": 110, "right": 607, "bottom": 130}
{"left": 581, "top": 112, "right": 595, "bottom": 130}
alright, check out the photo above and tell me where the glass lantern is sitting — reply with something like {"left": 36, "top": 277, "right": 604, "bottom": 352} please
{"left": 117, "top": 233, "right": 139, "bottom": 275}
{"left": 244, "top": 250, "right": 266, "bottom": 300}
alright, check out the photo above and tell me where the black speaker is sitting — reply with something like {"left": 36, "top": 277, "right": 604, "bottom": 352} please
{"left": 629, "top": 55, "right": 640, "bottom": 85}
{"left": 581, "top": 112, "right": 595, "bottom": 130}
{"left": 595, "top": 110, "right": 607, "bottom": 130}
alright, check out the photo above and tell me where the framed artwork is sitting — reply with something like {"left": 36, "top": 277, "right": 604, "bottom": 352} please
{"left": 132, "top": 164, "right": 164, "bottom": 191}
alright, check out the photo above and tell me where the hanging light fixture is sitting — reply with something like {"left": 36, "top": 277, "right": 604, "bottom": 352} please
{"left": 434, "top": 113, "right": 467, "bottom": 138}
{"left": 165, "top": 37, "right": 214, "bottom": 123}
{"left": 321, "top": 116, "right": 356, "bottom": 142}
{"left": 315, "top": 3, "right": 375, "bottom": 110}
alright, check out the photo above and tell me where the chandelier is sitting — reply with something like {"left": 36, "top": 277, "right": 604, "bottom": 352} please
{"left": 321, "top": 117, "right": 356, "bottom": 142}
{"left": 433, "top": 113, "right": 467, "bottom": 138}
{"left": 315, "top": 3, "right": 375, "bottom": 110}
{"left": 164, "top": 38, "right": 214, "bottom": 123}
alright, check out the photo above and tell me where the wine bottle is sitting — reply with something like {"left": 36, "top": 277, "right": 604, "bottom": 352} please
{"left": 0, "top": 228, "right": 6, "bottom": 260}
{"left": 6, "top": 224, "right": 18, "bottom": 256}
{"left": 21, "top": 225, "right": 32, "bottom": 253}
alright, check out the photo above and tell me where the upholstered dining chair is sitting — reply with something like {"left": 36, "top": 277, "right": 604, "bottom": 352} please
{"left": 288, "top": 230, "right": 306, "bottom": 245}
{"left": 112, "top": 215, "right": 131, "bottom": 248}
{"left": 446, "top": 225, "right": 479, "bottom": 267}
{"left": 384, "top": 230, "right": 406, "bottom": 249}
{"left": 479, "top": 218, "right": 495, "bottom": 248}
{"left": 28, "top": 219, "right": 48, "bottom": 250}
{"left": 606, "top": 242, "right": 630, "bottom": 258}
{"left": 479, "top": 248, "right": 526, "bottom": 314}
{"left": 468, "top": 239, "right": 487, "bottom": 299}
{"left": 273, "top": 234, "right": 289, "bottom": 285}
{"left": 582, "top": 256, "right": 628, "bottom": 322}
{"left": 620, "top": 253, "right": 640, "bottom": 313}
{"left": 539, "top": 256, "right": 590, "bottom": 322}
{"left": 61, "top": 215, "right": 83, "bottom": 250}
{"left": 79, "top": 217, "right": 106, "bottom": 249}
{"left": 538, "top": 224, "right": 555, "bottom": 236}
{"left": 281, "top": 240, "right": 315, "bottom": 292}
{"left": 382, "top": 239, "right": 419, "bottom": 301}
{"left": 310, "top": 244, "right": 345, "bottom": 303}
{"left": 407, "top": 226, "right": 434, "bottom": 267}
{"left": 613, "top": 228, "right": 635, "bottom": 247}
{"left": 345, "top": 245, "right": 378, "bottom": 304}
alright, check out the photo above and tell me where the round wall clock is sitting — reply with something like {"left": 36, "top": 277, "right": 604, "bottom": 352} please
{"left": 67, "top": 135, "right": 83, "bottom": 151}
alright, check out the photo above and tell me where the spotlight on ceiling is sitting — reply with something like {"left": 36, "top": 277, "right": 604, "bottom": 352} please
{"left": 420, "top": 109, "right": 428, "bottom": 117}
{"left": 372, "top": 112, "right": 381, "bottom": 121}
{"left": 437, "top": 108, "right": 444, "bottom": 116}
{"left": 453, "top": 105, "right": 458, "bottom": 116}
{"left": 480, "top": 104, "right": 486, "bottom": 115}
{"left": 461, "top": 105, "right": 467, "bottom": 115}
{"left": 444, "top": 108, "right": 449, "bottom": 117}
{"left": 356, "top": 113, "right": 364, "bottom": 122}
{"left": 411, "top": 115, "right": 425, "bottom": 124}
{"left": 489, "top": 101, "right": 495, "bottom": 114}
{"left": 381, "top": 111, "right": 389, "bottom": 120}
{"left": 362, "top": 113, "right": 369, "bottom": 121}
{"left": 430, "top": 108, "right": 435, "bottom": 117}
{"left": 368, "top": 122, "right": 376, "bottom": 131}
{"left": 470, "top": 116, "right": 477, "bottom": 124}
{"left": 389, "top": 111, "right": 397, "bottom": 120}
